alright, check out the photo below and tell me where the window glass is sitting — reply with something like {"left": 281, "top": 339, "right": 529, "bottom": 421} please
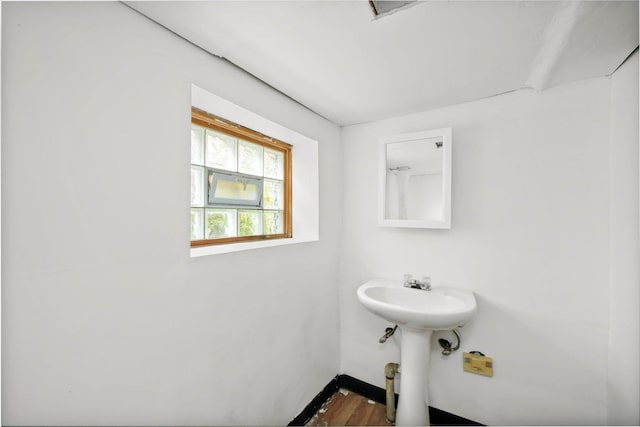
{"left": 208, "top": 171, "right": 263, "bottom": 206}
{"left": 206, "top": 129, "right": 237, "bottom": 171}
{"left": 238, "top": 140, "right": 263, "bottom": 176}
{"left": 205, "top": 209, "right": 237, "bottom": 239}
{"left": 238, "top": 210, "right": 263, "bottom": 236}
{"left": 191, "top": 166, "right": 205, "bottom": 207}
{"left": 264, "top": 148, "right": 284, "bottom": 180}
{"left": 263, "top": 210, "right": 283, "bottom": 235}
{"left": 263, "top": 179, "right": 283, "bottom": 210}
{"left": 190, "top": 208, "right": 204, "bottom": 240}
{"left": 191, "top": 125, "right": 205, "bottom": 165}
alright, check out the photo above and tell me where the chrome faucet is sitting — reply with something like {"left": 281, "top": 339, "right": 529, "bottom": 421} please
{"left": 403, "top": 274, "right": 431, "bottom": 291}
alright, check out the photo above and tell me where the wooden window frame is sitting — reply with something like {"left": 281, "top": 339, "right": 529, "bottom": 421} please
{"left": 191, "top": 107, "right": 292, "bottom": 247}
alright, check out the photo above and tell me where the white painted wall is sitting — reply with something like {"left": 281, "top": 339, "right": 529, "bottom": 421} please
{"left": 1, "top": 3, "right": 341, "bottom": 425}
{"left": 340, "top": 75, "right": 637, "bottom": 425}
{"left": 607, "top": 51, "right": 639, "bottom": 425}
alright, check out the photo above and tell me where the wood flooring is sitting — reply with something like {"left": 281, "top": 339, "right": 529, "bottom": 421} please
{"left": 305, "top": 388, "right": 394, "bottom": 426}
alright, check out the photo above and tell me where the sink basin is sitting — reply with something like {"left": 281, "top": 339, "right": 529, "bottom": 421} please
{"left": 357, "top": 278, "right": 477, "bottom": 425}
{"left": 357, "top": 278, "right": 477, "bottom": 330}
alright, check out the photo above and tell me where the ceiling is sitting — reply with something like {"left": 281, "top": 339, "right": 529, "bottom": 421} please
{"left": 127, "top": 1, "right": 639, "bottom": 126}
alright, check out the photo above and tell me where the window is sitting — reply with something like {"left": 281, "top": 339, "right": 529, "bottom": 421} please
{"left": 190, "top": 107, "right": 292, "bottom": 247}
{"left": 190, "top": 85, "right": 318, "bottom": 257}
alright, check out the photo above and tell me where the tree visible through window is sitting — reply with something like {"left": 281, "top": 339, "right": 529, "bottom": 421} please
{"left": 190, "top": 108, "right": 292, "bottom": 247}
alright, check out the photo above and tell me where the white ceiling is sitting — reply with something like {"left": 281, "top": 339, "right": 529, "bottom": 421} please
{"left": 127, "top": 1, "right": 638, "bottom": 126}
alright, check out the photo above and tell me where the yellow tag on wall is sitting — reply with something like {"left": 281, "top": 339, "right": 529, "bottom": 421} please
{"left": 463, "top": 352, "right": 493, "bottom": 377}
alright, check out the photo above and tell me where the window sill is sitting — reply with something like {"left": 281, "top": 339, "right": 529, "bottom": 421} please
{"left": 190, "top": 235, "right": 316, "bottom": 257}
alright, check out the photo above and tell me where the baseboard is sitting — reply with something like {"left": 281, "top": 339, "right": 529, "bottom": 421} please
{"left": 288, "top": 374, "right": 482, "bottom": 426}
{"left": 288, "top": 376, "right": 341, "bottom": 426}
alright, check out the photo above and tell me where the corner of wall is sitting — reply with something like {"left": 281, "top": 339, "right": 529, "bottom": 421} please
{"left": 606, "top": 49, "right": 639, "bottom": 425}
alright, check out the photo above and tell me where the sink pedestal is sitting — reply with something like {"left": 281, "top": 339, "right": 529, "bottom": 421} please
{"left": 396, "top": 327, "right": 432, "bottom": 426}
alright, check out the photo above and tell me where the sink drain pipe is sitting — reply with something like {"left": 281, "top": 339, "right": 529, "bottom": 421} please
{"left": 384, "top": 362, "right": 400, "bottom": 423}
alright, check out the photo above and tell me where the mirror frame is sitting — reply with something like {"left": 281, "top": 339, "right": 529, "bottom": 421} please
{"left": 378, "top": 128, "right": 452, "bottom": 229}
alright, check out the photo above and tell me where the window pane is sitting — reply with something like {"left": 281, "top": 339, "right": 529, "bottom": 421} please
{"left": 191, "top": 125, "right": 205, "bottom": 165}
{"left": 264, "top": 148, "right": 284, "bottom": 179}
{"left": 191, "top": 166, "right": 204, "bottom": 207}
{"left": 264, "top": 179, "right": 283, "bottom": 209}
{"left": 264, "top": 210, "right": 283, "bottom": 235}
{"left": 208, "top": 171, "right": 263, "bottom": 206}
{"left": 205, "top": 209, "right": 237, "bottom": 239}
{"left": 238, "top": 140, "right": 263, "bottom": 176}
{"left": 206, "top": 129, "right": 237, "bottom": 171}
{"left": 190, "top": 208, "right": 204, "bottom": 240}
{"left": 214, "top": 179, "right": 260, "bottom": 201}
{"left": 238, "top": 210, "right": 263, "bottom": 236}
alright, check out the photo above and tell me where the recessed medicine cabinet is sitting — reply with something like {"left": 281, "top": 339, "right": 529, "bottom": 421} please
{"left": 379, "top": 128, "right": 452, "bottom": 229}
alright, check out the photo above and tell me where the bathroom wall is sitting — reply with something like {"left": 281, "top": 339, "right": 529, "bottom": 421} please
{"left": 339, "top": 69, "right": 638, "bottom": 425}
{"left": 2, "top": 2, "right": 341, "bottom": 425}
{"left": 607, "top": 51, "right": 639, "bottom": 425}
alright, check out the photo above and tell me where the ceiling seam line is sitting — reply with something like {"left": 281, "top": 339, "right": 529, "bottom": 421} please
{"left": 119, "top": 1, "right": 336, "bottom": 125}
{"left": 609, "top": 46, "right": 639, "bottom": 77}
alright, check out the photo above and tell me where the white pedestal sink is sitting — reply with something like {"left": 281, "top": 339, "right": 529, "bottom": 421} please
{"left": 357, "top": 278, "right": 477, "bottom": 426}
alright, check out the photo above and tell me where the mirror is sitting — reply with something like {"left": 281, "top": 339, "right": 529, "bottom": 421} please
{"left": 379, "top": 128, "right": 452, "bottom": 228}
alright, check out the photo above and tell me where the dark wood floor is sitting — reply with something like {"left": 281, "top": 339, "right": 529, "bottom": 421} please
{"left": 305, "top": 389, "right": 394, "bottom": 426}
